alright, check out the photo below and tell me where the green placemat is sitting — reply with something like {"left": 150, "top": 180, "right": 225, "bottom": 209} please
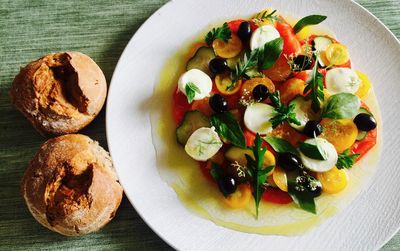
{"left": 0, "top": 1, "right": 398, "bottom": 250}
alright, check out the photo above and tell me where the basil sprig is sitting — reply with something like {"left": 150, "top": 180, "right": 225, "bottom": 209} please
{"left": 245, "top": 133, "right": 274, "bottom": 218}
{"left": 321, "top": 93, "right": 361, "bottom": 119}
{"left": 258, "top": 38, "right": 284, "bottom": 70}
{"left": 263, "top": 136, "right": 299, "bottom": 155}
{"left": 185, "top": 82, "right": 200, "bottom": 104}
{"left": 299, "top": 141, "right": 327, "bottom": 160}
{"left": 210, "top": 112, "right": 246, "bottom": 148}
{"left": 293, "top": 15, "right": 327, "bottom": 34}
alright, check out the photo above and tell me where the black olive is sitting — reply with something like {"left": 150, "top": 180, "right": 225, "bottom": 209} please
{"left": 354, "top": 113, "right": 377, "bottom": 131}
{"left": 295, "top": 175, "right": 322, "bottom": 198}
{"left": 303, "top": 120, "right": 323, "bottom": 137}
{"left": 277, "top": 152, "right": 301, "bottom": 171}
{"left": 217, "top": 176, "right": 237, "bottom": 195}
{"left": 209, "top": 94, "right": 228, "bottom": 113}
{"left": 252, "top": 84, "right": 269, "bottom": 101}
{"left": 292, "top": 55, "right": 312, "bottom": 71}
{"left": 237, "top": 21, "right": 252, "bottom": 42}
{"left": 225, "top": 162, "right": 249, "bottom": 184}
{"left": 209, "top": 58, "right": 230, "bottom": 75}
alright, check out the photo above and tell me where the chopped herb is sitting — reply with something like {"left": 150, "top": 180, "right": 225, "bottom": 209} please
{"left": 229, "top": 49, "right": 259, "bottom": 89}
{"left": 303, "top": 55, "right": 324, "bottom": 112}
{"left": 253, "top": 9, "right": 282, "bottom": 24}
{"left": 210, "top": 112, "right": 246, "bottom": 148}
{"left": 229, "top": 38, "right": 283, "bottom": 90}
{"left": 269, "top": 91, "right": 301, "bottom": 128}
{"left": 337, "top": 149, "right": 360, "bottom": 169}
{"left": 293, "top": 15, "right": 327, "bottom": 34}
{"left": 205, "top": 22, "right": 232, "bottom": 45}
{"left": 245, "top": 133, "right": 274, "bottom": 218}
{"left": 185, "top": 82, "right": 200, "bottom": 104}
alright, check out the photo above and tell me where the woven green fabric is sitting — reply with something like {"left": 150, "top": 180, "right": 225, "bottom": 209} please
{"left": 0, "top": 1, "right": 398, "bottom": 250}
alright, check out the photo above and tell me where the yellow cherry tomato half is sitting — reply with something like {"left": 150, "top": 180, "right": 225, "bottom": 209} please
{"left": 215, "top": 74, "right": 241, "bottom": 95}
{"left": 212, "top": 33, "right": 243, "bottom": 59}
{"left": 240, "top": 77, "right": 275, "bottom": 102}
{"left": 272, "top": 166, "right": 288, "bottom": 192}
{"left": 325, "top": 43, "right": 350, "bottom": 66}
{"left": 320, "top": 118, "right": 358, "bottom": 153}
{"left": 263, "top": 150, "right": 276, "bottom": 176}
{"left": 223, "top": 184, "right": 252, "bottom": 209}
{"left": 317, "top": 166, "right": 348, "bottom": 194}
{"left": 355, "top": 70, "right": 372, "bottom": 100}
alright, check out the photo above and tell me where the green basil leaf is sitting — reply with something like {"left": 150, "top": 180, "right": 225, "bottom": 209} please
{"left": 287, "top": 172, "right": 316, "bottom": 214}
{"left": 185, "top": 82, "right": 200, "bottom": 104}
{"left": 210, "top": 112, "right": 246, "bottom": 148}
{"left": 299, "top": 142, "right": 327, "bottom": 160}
{"left": 263, "top": 136, "right": 299, "bottom": 155}
{"left": 321, "top": 93, "right": 361, "bottom": 119}
{"left": 258, "top": 38, "right": 283, "bottom": 70}
{"left": 293, "top": 15, "right": 327, "bottom": 34}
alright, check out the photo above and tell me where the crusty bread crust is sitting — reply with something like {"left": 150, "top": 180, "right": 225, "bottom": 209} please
{"left": 21, "top": 134, "right": 123, "bottom": 236}
{"left": 10, "top": 52, "right": 107, "bottom": 135}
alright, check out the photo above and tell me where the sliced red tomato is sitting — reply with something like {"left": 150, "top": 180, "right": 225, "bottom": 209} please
{"left": 262, "top": 187, "right": 293, "bottom": 204}
{"left": 228, "top": 19, "right": 258, "bottom": 34}
{"left": 172, "top": 88, "right": 191, "bottom": 124}
{"left": 351, "top": 128, "right": 377, "bottom": 161}
{"left": 275, "top": 19, "right": 302, "bottom": 56}
{"left": 244, "top": 129, "right": 256, "bottom": 147}
{"left": 199, "top": 161, "right": 215, "bottom": 183}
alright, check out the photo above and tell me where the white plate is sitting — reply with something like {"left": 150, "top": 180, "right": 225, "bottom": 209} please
{"left": 106, "top": 0, "right": 400, "bottom": 250}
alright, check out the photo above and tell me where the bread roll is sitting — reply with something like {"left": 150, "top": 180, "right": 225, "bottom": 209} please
{"left": 21, "top": 134, "right": 123, "bottom": 236}
{"left": 10, "top": 52, "right": 107, "bottom": 135}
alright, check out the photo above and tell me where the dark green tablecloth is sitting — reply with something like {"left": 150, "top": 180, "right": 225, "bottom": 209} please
{"left": 1, "top": 1, "right": 399, "bottom": 250}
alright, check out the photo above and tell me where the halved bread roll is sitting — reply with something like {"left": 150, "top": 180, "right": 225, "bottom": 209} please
{"left": 21, "top": 134, "right": 123, "bottom": 236}
{"left": 10, "top": 52, "right": 107, "bottom": 135}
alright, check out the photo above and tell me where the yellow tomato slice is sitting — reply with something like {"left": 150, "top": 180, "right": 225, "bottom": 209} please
{"left": 320, "top": 118, "right": 358, "bottom": 153}
{"left": 223, "top": 184, "right": 252, "bottom": 208}
{"left": 355, "top": 70, "right": 372, "bottom": 100}
{"left": 325, "top": 43, "right": 350, "bottom": 66}
{"left": 317, "top": 166, "right": 348, "bottom": 194}
{"left": 272, "top": 166, "right": 288, "bottom": 192}
{"left": 215, "top": 74, "right": 241, "bottom": 95}
{"left": 263, "top": 150, "right": 276, "bottom": 176}
{"left": 278, "top": 78, "right": 306, "bottom": 104}
{"left": 212, "top": 33, "right": 243, "bottom": 59}
{"left": 240, "top": 77, "right": 275, "bottom": 103}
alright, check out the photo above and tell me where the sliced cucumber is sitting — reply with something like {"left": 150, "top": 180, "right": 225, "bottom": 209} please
{"left": 289, "top": 96, "right": 320, "bottom": 131}
{"left": 312, "top": 36, "right": 333, "bottom": 52}
{"left": 355, "top": 107, "right": 373, "bottom": 141}
{"left": 176, "top": 110, "right": 210, "bottom": 145}
{"left": 356, "top": 130, "right": 368, "bottom": 141}
{"left": 312, "top": 36, "right": 333, "bottom": 67}
{"left": 225, "top": 146, "right": 253, "bottom": 167}
{"left": 227, "top": 50, "right": 245, "bottom": 70}
{"left": 358, "top": 107, "right": 372, "bottom": 116}
{"left": 186, "top": 47, "right": 215, "bottom": 77}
